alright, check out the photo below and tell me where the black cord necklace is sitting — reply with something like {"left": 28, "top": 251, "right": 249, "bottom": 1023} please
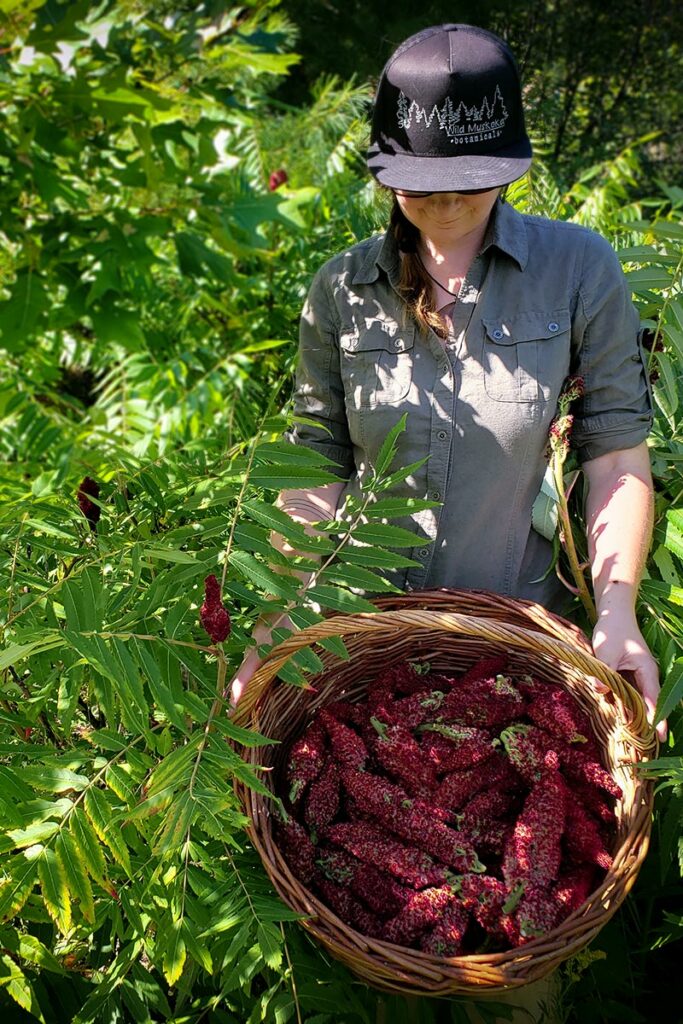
{"left": 416, "top": 251, "right": 461, "bottom": 298}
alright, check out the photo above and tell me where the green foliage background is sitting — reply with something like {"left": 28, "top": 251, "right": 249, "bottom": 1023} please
{"left": 0, "top": 2, "right": 681, "bottom": 1022}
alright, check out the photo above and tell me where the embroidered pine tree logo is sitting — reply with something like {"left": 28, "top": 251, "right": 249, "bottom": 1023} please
{"left": 397, "top": 85, "right": 508, "bottom": 145}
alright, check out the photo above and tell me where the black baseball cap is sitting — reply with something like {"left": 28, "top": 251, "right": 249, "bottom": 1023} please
{"left": 367, "top": 24, "right": 532, "bottom": 192}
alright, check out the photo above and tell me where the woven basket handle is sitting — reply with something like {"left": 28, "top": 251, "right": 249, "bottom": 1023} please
{"left": 233, "top": 609, "right": 654, "bottom": 751}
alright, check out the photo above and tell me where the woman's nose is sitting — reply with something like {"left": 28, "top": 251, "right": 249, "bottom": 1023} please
{"left": 427, "top": 193, "right": 461, "bottom": 208}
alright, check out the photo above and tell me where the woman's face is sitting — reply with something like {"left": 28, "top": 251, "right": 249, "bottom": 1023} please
{"left": 394, "top": 187, "right": 502, "bottom": 245}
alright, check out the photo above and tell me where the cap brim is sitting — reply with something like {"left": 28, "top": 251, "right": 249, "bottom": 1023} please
{"left": 367, "top": 141, "right": 532, "bottom": 192}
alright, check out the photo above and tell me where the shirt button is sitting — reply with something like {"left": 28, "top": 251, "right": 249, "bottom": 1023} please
{"left": 492, "top": 328, "right": 504, "bottom": 340}
{"left": 418, "top": 547, "right": 430, "bottom": 559}
{"left": 548, "top": 322, "right": 560, "bottom": 332}
{"left": 430, "top": 490, "right": 441, "bottom": 501}
{"left": 440, "top": 362, "right": 449, "bottom": 373}
{"left": 437, "top": 430, "right": 449, "bottom": 440}
{"left": 394, "top": 338, "right": 404, "bottom": 350}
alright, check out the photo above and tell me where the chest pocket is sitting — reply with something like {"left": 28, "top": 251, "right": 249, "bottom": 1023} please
{"left": 481, "top": 310, "right": 571, "bottom": 402}
{"left": 340, "top": 319, "right": 415, "bottom": 407}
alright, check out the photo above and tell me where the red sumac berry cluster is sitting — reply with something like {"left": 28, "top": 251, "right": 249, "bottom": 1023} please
{"left": 274, "top": 656, "right": 621, "bottom": 955}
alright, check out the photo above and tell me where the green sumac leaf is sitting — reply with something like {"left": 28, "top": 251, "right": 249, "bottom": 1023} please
{"left": 61, "top": 568, "right": 103, "bottom": 632}
{"left": 0, "top": 930, "right": 65, "bottom": 974}
{"left": 663, "top": 320, "right": 683, "bottom": 364}
{"left": 655, "top": 659, "right": 683, "bottom": 725}
{"left": 350, "top": 523, "right": 422, "bottom": 548}
{"left": 153, "top": 791, "right": 193, "bottom": 856}
{"left": 38, "top": 848, "right": 72, "bottom": 934}
{"left": 0, "top": 634, "right": 65, "bottom": 672}
{"left": 246, "top": 465, "right": 339, "bottom": 489}
{"left": 162, "top": 919, "right": 186, "bottom": 987}
{"left": 655, "top": 352, "right": 679, "bottom": 416}
{"left": 232, "top": 521, "right": 280, "bottom": 558}
{"left": 306, "top": 585, "right": 378, "bottom": 613}
{"left": 319, "top": 563, "right": 400, "bottom": 593}
{"left": 256, "top": 921, "right": 283, "bottom": 970}
{"left": 181, "top": 920, "right": 213, "bottom": 974}
{"left": 105, "top": 764, "right": 136, "bottom": 805}
{"left": 145, "top": 734, "right": 203, "bottom": 799}
{"left": 212, "top": 718, "right": 275, "bottom": 748}
{"left": 530, "top": 462, "right": 560, "bottom": 541}
{"left": 142, "top": 546, "right": 197, "bottom": 564}
{"left": 640, "top": 580, "right": 683, "bottom": 607}
{"left": 131, "top": 638, "right": 188, "bottom": 731}
{"left": 664, "top": 512, "right": 683, "bottom": 562}
{"left": 653, "top": 545, "right": 680, "bottom": 587}
{"left": 55, "top": 831, "right": 95, "bottom": 924}
{"left": 364, "top": 496, "right": 439, "bottom": 518}
{"left": 290, "top": 646, "right": 326, "bottom": 674}
{"left": 228, "top": 551, "right": 300, "bottom": 600}
{"left": 0, "top": 953, "right": 45, "bottom": 1022}
{"left": 0, "top": 859, "right": 38, "bottom": 922}
{"left": 625, "top": 266, "right": 674, "bottom": 289}
{"left": 658, "top": 785, "right": 683, "bottom": 881}
{"left": 0, "top": 767, "right": 34, "bottom": 803}
{"left": 649, "top": 221, "right": 683, "bottom": 241}
{"left": 374, "top": 457, "right": 430, "bottom": 491}
{"left": 372, "top": 413, "right": 407, "bottom": 478}
{"left": 84, "top": 788, "right": 132, "bottom": 874}
{"left": 8, "top": 820, "right": 60, "bottom": 849}
{"left": 255, "top": 441, "right": 338, "bottom": 466}
{"left": 21, "top": 766, "right": 90, "bottom": 794}
{"left": 287, "top": 607, "right": 349, "bottom": 661}
{"left": 241, "top": 500, "right": 335, "bottom": 553}
{"left": 339, "top": 545, "right": 420, "bottom": 569}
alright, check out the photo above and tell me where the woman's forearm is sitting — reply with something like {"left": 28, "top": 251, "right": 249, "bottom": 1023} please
{"left": 583, "top": 442, "right": 654, "bottom": 613}
{"left": 582, "top": 442, "right": 663, "bottom": 737}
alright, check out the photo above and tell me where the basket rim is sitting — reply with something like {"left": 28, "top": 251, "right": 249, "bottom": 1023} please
{"left": 233, "top": 608, "right": 656, "bottom": 753}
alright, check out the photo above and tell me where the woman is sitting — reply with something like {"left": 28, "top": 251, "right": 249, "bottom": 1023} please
{"left": 232, "top": 23, "right": 662, "bottom": 743}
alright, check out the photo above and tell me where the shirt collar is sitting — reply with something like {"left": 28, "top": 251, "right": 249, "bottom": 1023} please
{"left": 481, "top": 197, "right": 529, "bottom": 270}
{"left": 351, "top": 197, "right": 529, "bottom": 286}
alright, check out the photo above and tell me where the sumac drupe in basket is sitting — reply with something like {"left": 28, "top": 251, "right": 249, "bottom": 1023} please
{"left": 274, "top": 655, "right": 621, "bottom": 955}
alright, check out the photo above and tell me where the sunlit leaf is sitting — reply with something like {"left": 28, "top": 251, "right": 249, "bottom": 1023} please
{"left": 38, "top": 848, "right": 72, "bottom": 934}
{"left": 55, "top": 831, "right": 96, "bottom": 924}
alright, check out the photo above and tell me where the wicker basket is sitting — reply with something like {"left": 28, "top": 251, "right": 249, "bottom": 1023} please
{"left": 232, "top": 589, "right": 657, "bottom": 997}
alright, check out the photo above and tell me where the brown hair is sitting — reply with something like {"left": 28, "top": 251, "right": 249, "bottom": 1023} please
{"left": 388, "top": 195, "right": 447, "bottom": 338}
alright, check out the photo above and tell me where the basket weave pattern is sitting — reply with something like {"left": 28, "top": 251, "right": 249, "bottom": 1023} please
{"left": 232, "top": 590, "right": 657, "bottom": 996}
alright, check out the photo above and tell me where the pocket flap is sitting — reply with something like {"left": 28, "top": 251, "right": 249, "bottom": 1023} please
{"left": 483, "top": 310, "right": 571, "bottom": 345}
{"left": 340, "top": 319, "right": 415, "bottom": 354}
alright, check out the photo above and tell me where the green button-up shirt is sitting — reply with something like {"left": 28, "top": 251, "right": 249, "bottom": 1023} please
{"left": 287, "top": 199, "right": 653, "bottom": 610}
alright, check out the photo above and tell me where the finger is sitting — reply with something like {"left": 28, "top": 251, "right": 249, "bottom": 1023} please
{"left": 623, "top": 666, "right": 665, "bottom": 742}
{"left": 229, "top": 648, "right": 262, "bottom": 707}
{"left": 230, "top": 675, "right": 244, "bottom": 706}
{"left": 586, "top": 674, "right": 609, "bottom": 694}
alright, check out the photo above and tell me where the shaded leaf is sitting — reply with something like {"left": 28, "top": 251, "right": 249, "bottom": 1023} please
{"left": 0, "top": 953, "right": 45, "bottom": 1022}
{"left": 656, "top": 659, "right": 683, "bottom": 725}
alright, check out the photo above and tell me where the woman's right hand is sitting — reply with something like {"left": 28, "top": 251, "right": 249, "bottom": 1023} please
{"left": 229, "top": 644, "right": 265, "bottom": 707}
{"left": 228, "top": 612, "right": 294, "bottom": 708}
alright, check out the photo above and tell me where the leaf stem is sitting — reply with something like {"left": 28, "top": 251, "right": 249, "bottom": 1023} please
{"left": 552, "top": 453, "right": 597, "bottom": 624}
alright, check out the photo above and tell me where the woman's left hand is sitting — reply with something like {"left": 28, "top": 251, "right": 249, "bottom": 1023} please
{"left": 591, "top": 603, "right": 665, "bottom": 742}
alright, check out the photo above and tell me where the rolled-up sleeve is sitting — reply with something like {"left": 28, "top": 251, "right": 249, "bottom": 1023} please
{"left": 284, "top": 267, "right": 355, "bottom": 479}
{"left": 571, "top": 232, "right": 653, "bottom": 463}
